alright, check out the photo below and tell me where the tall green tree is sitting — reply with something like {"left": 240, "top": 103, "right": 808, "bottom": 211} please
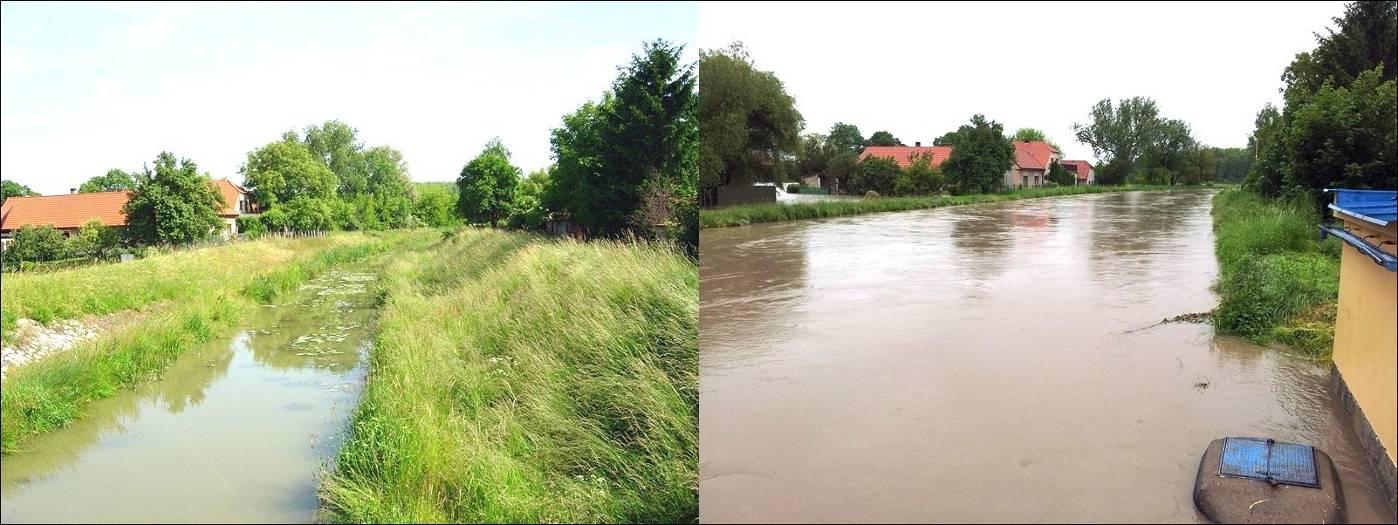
{"left": 240, "top": 139, "right": 337, "bottom": 207}
{"left": 849, "top": 155, "right": 900, "bottom": 195}
{"left": 456, "top": 139, "right": 520, "bottom": 227}
{"left": 1072, "top": 97, "right": 1162, "bottom": 173}
{"left": 302, "top": 120, "right": 370, "bottom": 197}
{"left": 865, "top": 130, "right": 902, "bottom": 147}
{"left": 698, "top": 42, "right": 802, "bottom": 201}
{"left": 547, "top": 96, "right": 610, "bottom": 228}
{"left": 943, "top": 115, "right": 1015, "bottom": 194}
{"left": 1010, "top": 128, "right": 1061, "bottom": 152}
{"left": 1, "top": 180, "right": 37, "bottom": 204}
{"left": 123, "top": 152, "right": 226, "bottom": 245}
{"left": 827, "top": 122, "right": 864, "bottom": 155}
{"left": 413, "top": 183, "right": 458, "bottom": 228}
{"left": 933, "top": 130, "right": 964, "bottom": 147}
{"left": 79, "top": 169, "right": 137, "bottom": 193}
{"left": 363, "top": 145, "right": 415, "bottom": 228}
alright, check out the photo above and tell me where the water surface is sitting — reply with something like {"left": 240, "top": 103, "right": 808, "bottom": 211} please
{"left": 699, "top": 191, "right": 1396, "bottom": 523}
{"left": 0, "top": 270, "right": 376, "bottom": 523}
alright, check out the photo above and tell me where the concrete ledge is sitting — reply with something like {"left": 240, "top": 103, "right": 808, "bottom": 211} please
{"left": 1332, "top": 366, "right": 1398, "bottom": 510}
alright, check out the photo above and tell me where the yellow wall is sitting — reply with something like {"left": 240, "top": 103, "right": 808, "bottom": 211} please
{"left": 1331, "top": 215, "right": 1398, "bottom": 465}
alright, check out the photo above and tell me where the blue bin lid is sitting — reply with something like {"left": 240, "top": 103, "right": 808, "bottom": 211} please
{"left": 1326, "top": 188, "right": 1396, "bottom": 229}
{"left": 1218, "top": 437, "right": 1319, "bottom": 488}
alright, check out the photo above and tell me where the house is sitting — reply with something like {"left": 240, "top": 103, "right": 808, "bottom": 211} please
{"left": 1320, "top": 189, "right": 1396, "bottom": 504}
{"left": 856, "top": 139, "right": 1094, "bottom": 189}
{"left": 1059, "top": 160, "right": 1095, "bottom": 185}
{"left": 0, "top": 191, "right": 132, "bottom": 249}
{"left": 1, "top": 178, "right": 255, "bottom": 248}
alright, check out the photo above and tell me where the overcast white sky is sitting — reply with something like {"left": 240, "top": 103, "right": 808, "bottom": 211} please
{"left": 699, "top": 1, "right": 1347, "bottom": 163}
{"left": 2, "top": 1, "right": 696, "bottom": 195}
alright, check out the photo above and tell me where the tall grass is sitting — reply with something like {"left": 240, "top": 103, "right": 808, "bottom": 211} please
{"left": 0, "top": 232, "right": 406, "bottom": 453}
{"left": 700, "top": 184, "right": 1192, "bottom": 228}
{"left": 1211, "top": 189, "right": 1341, "bottom": 358}
{"left": 1, "top": 234, "right": 380, "bottom": 344}
{"left": 320, "top": 229, "right": 698, "bottom": 523}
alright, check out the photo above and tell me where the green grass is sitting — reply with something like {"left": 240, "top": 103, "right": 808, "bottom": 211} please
{"left": 700, "top": 184, "right": 1197, "bottom": 228}
{"left": 320, "top": 229, "right": 697, "bottom": 523}
{"left": 1, "top": 234, "right": 387, "bottom": 345}
{"left": 1210, "top": 189, "right": 1341, "bottom": 358}
{"left": 0, "top": 232, "right": 404, "bottom": 453}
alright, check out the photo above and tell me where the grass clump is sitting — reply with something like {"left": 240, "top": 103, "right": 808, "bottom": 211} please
{"left": 700, "top": 184, "right": 1190, "bottom": 228}
{"left": 1210, "top": 189, "right": 1340, "bottom": 358}
{"left": 320, "top": 229, "right": 697, "bottom": 523}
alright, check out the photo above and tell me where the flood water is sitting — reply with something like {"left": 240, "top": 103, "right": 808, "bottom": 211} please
{"left": 699, "top": 191, "right": 1397, "bottom": 523}
{"left": 0, "top": 270, "right": 377, "bottom": 523}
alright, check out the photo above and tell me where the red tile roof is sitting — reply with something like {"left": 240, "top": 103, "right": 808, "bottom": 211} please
{"left": 1, "top": 192, "right": 132, "bottom": 231}
{"left": 0, "top": 178, "right": 249, "bottom": 231}
{"left": 1059, "top": 160, "right": 1094, "bottom": 181}
{"left": 860, "top": 140, "right": 1060, "bottom": 172}
{"left": 1011, "top": 140, "right": 1058, "bottom": 171}
{"left": 213, "top": 178, "right": 248, "bottom": 217}
{"left": 859, "top": 146, "right": 954, "bottom": 168}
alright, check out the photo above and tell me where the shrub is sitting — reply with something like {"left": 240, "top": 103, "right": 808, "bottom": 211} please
{"left": 2, "top": 225, "right": 68, "bottom": 267}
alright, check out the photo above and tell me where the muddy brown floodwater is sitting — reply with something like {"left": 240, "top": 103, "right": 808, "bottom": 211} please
{"left": 1, "top": 270, "right": 377, "bottom": 523}
{"left": 699, "top": 191, "right": 1397, "bottom": 523}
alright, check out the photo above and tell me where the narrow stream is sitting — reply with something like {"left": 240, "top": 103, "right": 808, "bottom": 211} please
{"left": 699, "top": 191, "right": 1397, "bottom": 523}
{"left": 0, "top": 269, "right": 377, "bottom": 523}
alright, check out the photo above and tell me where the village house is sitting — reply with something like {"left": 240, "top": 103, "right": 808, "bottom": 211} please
{"left": 853, "top": 139, "right": 1095, "bottom": 190}
{"left": 0, "top": 178, "right": 255, "bottom": 249}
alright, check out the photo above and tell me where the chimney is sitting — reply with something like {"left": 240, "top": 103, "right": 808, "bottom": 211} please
{"left": 915, "top": 141, "right": 921, "bottom": 147}
{"left": 70, "top": 188, "right": 77, "bottom": 194}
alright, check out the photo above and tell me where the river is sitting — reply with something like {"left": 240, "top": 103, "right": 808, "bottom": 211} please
{"left": 0, "top": 269, "right": 376, "bottom": 523}
{"left": 699, "top": 191, "right": 1396, "bottom": 523}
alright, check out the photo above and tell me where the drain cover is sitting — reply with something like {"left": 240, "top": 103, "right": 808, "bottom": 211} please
{"left": 1219, "top": 437, "right": 1319, "bottom": 488}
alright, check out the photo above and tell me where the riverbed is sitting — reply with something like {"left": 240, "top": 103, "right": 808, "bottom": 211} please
{"left": 0, "top": 270, "right": 377, "bottom": 523}
{"left": 699, "top": 191, "right": 1396, "bottom": 523}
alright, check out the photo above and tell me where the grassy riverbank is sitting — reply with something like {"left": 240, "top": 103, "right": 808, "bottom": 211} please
{"left": 700, "top": 184, "right": 1195, "bottom": 228}
{"left": 1210, "top": 189, "right": 1341, "bottom": 358}
{"left": 0, "top": 232, "right": 399, "bottom": 453}
{"left": 320, "top": 229, "right": 698, "bottom": 523}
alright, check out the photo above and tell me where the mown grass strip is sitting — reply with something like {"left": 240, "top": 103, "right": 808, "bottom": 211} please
{"left": 700, "top": 184, "right": 1199, "bottom": 228}
{"left": 320, "top": 229, "right": 697, "bottom": 523}
{"left": 1210, "top": 189, "right": 1342, "bottom": 358}
{"left": 0, "top": 232, "right": 408, "bottom": 454}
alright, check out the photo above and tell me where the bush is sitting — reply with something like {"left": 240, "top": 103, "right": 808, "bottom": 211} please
{"left": 236, "top": 215, "right": 267, "bottom": 237}
{"left": 2, "top": 225, "right": 68, "bottom": 268}
{"left": 850, "top": 156, "right": 899, "bottom": 195}
{"left": 894, "top": 156, "right": 944, "bottom": 196}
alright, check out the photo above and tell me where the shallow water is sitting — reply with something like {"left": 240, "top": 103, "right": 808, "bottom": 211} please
{"left": 699, "top": 191, "right": 1396, "bottom": 523}
{"left": 0, "top": 270, "right": 377, "bottom": 523}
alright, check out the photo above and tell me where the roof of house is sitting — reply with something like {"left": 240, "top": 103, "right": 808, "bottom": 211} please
{"left": 1011, "top": 140, "right": 1058, "bottom": 171}
{"left": 859, "top": 145, "right": 955, "bottom": 168}
{"left": 213, "top": 178, "right": 248, "bottom": 217}
{"left": 1059, "top": 160, "right": 1095, "bottom": 180}
{"left": 861, "top": 140, "right": 1061, "bottom": 171}
{"left": 1, "top": 191, "right": 132, "bottom": 231}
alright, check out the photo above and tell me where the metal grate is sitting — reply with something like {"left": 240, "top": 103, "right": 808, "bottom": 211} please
{"left": 1218, "top": 437, "right": 1319, "bottom": 488}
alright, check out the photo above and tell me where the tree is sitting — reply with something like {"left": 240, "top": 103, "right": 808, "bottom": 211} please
{"left": 895, "top": 154, "right": 945, "bottom": 196}
{"left": 363, "top": 146, "right": 415, "bottom": 228}
{"left": 1282, "top": 1, "right": 1396, "bottom": 100}
{"left": 2, "top": 225, "right": 68, "bottom": 266}
{"left": 1, "top": 180, "right": 37, "bottom": 204}
{"left": 302, "top": 121, "right": 370, "bottom": 197}
{"left": 698, "top": 42, "right": 801, "bottom": 202}
{"left": 67, "top": 219, "right": 121, "bottom": 258}
{"left": 456, "top": 139, "right": 520, "bottom": 227}
{"left": 79, "top": 169, "right": 137, "bottom": 193}
{"left": 827, "top": 122, "right": 864, "bottom": 155}
{"left": 1212, "top": 147, "right": 1253, "bottom": 183}
{"left": 240, "top": 139, "right": 337, "bottom": 207}
{"left": 1073, "top": 97, "right": 1162, "bottom": 172}
{"left": 123, "top": 152, "right": 225, "bottom": 245}
{"left": 506, "top": 168, "right": 551, "bottom": 231}
{"left": 1046, "top": 160, "right": 1075, "bottom": 186}
{"left": 942, "top": 114, "right": 1015, "bottom": 194}
{"left": 414, "top": 183, "right": 458, "bottom": 228}
{"left": 825, "top": 153, "right": 860, "bottom": 195}
{"left": 280, "top": 196, "right": 337, "bottom": 231}
{"left": 866, "top": 131, "right": 903, "bottom": 147}
{"left": 1011, "top": 128, "right": 1061, "bottom": 153}
{"left": 547, "top": 96, "right": 610, "bottom": 229}
{"left": 933, "top": 130, "right": 964, "bottom": 147}
{"left": 849, "top": 155, "right": 900, "bottom": 195}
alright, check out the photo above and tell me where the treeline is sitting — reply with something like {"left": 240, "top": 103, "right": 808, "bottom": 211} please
{"left": 1244, "top": 1, "right": 1395, "bottom": 200}
{"left": 697, "top": 42, "right": 1238, "bottom": 204}
{"left": 455, "top": 39, "right": 698, "bottom": 252}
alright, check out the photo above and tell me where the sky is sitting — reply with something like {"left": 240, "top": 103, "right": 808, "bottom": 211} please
{"left": 699, "top": 1, "right": 1348, "bottom": 164}
{"left": 1, "top": 1, "right": 697, "bottom": 195}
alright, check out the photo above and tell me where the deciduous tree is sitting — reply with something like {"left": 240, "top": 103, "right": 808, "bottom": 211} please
{"left": 456, "top": 139, "right": 520, "bottom": 227}
{"left": 943, "top": 115, "right": 1015, "bottom": 194}
{"left": 79, "top": 169, "right": 137, "bottom": 193}
{"left": 123, "top": 152, "right": 225, "bottom": 245}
